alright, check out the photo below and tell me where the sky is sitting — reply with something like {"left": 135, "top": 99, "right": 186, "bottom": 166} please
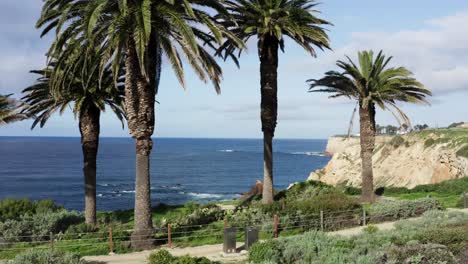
{"left": 0, "top": 0, "right": 467, "bottom": 139}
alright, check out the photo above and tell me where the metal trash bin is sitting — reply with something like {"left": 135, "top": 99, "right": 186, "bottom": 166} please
{"left": 223, "top": 227, "right": 237, "bottom": 253}
{"left": 245, "top": 226, "right": 259, "bottom": 250}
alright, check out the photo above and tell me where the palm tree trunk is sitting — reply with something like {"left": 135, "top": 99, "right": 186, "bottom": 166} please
{"left": 125, "top": 35, "right": 158, "bottom": 249}
{"left": 359, "top": 103, "right": 376, "bottom": 203}
{"left": 79, "top": 103, "right": 100, "bottom": 226}
{"left": 259, "top": 36, "right": 279, "bottom": 205}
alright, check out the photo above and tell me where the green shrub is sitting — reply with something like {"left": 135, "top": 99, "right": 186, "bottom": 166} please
{"left": 456, "top": 145, "right": 468, "bottom": 158}
{"left": 363, "top": 225, "right": 379, "bottom": 234}
{"left": 147, "top": 250, "right": 219, "bottom": 264}
{"left": 369, "top": 198, "right": 442, "bottom": 222}
{"left": 7, "top": 250, "right": 84, "bottom": 264}
{"left": 249, "top": 210, "right": 468, "bottom": 264}
{"left": 424, "top": 138, "right": 436, "bottom": 148}
{"left": 249, "top": 240, "right": 282, "bottom": 263}
{"left": 168, "top": 204, "right": 224, "bottom": 229}
{"left": 389, "top": 135, "right": 405, "bottom": 148}
{"left": 0, "top": 199, "right": 61, "bottom": 222}
{"left": 384, "top": 244, "right": 457, "bottom": 264}
{"left": 416, "top": 222, "right": 468, "bottom": 254}
{"left": 148, "top": 250, "right": 174, "bottom": 264}
{"left": 0, "top": 199, "right": 35, "bottom": 222}
{"left": 342, "top": 186, "right": 361, "bottom": 196}
{"left": 0, "top": 210, "right": 83, "bottom": 242}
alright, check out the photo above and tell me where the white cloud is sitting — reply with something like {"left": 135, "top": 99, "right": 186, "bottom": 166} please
{"left": 288, "top": 12, "right": 468, "bottom": 95}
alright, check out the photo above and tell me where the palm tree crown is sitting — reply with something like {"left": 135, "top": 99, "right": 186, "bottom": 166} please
{"left": 0, "top": 94, "right": 30, "bottom": 125}
{"left": 308, "top": 50, "right": 431, "bottom": 127}
{"left": 21, "top": 60, "right": 125, "bottom": 128}
{"left": 37, "top": 0, "right": 242, "bottom": 94}
{"left": 219, "top": 0, "right": 331, "bottom": 64}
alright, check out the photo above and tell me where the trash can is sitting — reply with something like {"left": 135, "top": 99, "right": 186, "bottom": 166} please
{"left": 245, "top": 226, "right": 259, "bottom": 250}
{"left": 223, "top": 227, "right": 237, "bottom": 253}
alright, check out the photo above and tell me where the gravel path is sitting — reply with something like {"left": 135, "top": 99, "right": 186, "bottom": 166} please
{"left": 84, "top": 209, "right": 468, "bottom": 264}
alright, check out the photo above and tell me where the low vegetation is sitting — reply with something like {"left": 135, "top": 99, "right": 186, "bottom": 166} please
{"left": 249, "top": 210, "right": 468, "bottom": 264}
{"left": 6, "top": 250, "right": 84, "bottom": 264}
{"left": 0, "top": 181, "right": 452, "bottom": 260}
{"left": 381, "top": 177, "right": 468, "bottom": 208}
{"left": 148, "top": 250, "right": 219, "bottom": 264}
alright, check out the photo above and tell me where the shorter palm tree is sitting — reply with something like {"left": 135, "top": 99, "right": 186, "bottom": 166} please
{"left": 308, "top": 50, "right": 431, "bottom": 202}
{"left": 0, "top": 94, "right": 29, "bottom": 125}
{"left": 22, "top": 58, "right": 125, "bottom": 225}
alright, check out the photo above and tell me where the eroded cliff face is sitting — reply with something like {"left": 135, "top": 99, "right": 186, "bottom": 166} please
{"left": 309, "top": 129, "right": 468, "bottom": 188}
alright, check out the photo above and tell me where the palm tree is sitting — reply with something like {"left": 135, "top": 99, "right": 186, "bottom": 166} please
{"left": 217, "top": 0, "right": 331, "bottom": 204}
{"left": 0, "top": 94, "right": 29, "bottom": 125}
{"left": 37, "top": 0, "right": 242, "bottom": 248}
{"left": 21, "top": 58, "right": 125, "bottom": 226}
{"left": 308, "top": 50, "right": 431, "bottom": 202}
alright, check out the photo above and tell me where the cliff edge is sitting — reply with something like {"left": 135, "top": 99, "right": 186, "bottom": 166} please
{"left": 309, "top": 129, "right": 468, "bottom": 188}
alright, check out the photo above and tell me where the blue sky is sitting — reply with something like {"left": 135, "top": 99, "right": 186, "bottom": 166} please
{"left": 1, "top": 0, "right": 467, "bottom": 139}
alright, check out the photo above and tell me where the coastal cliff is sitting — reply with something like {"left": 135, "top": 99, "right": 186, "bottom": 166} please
{"left": 309, "top": 129, "right": 468, "bottom": 188}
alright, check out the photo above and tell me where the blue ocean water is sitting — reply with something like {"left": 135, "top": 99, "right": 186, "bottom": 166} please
{"left": 0, "top": 137, "right": 329, "bottom": 211}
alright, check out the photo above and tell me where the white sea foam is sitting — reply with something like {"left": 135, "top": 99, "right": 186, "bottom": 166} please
{"left": 218, "top": 149, "right": 235, "bottom": 153}
{"left": 290, "top": 151, "right": 326, "bottom": 157}
{"left": 184, "top": 192, "right": 241, "bottom": 200}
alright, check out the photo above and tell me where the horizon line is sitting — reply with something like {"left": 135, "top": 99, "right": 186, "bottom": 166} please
{"left": 0, "top": 135, "right": 329, "bottom": 140}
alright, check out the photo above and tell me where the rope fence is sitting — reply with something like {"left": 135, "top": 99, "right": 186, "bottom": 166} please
{"left": 0, "top": 206, "right": 437, "bottom": 258}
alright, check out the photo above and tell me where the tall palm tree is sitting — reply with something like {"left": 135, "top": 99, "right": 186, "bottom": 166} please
{"left": 0, "top": 94, "right": 29, "bottom": 125}
{"left": 217, "top": 0, "right": 331, "bottom": 204}
{"left": 37, "top": 0, "right": 242, "bottom": 248}
{"left": 21, "top": 58, "right": 125, "bottom": 226}
{"left": 308, "top": 50, "right": 431, "bottom": 202}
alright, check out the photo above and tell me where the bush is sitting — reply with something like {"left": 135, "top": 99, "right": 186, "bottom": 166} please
{"left": 147, "top": 250, "right": 219, "bottom": 264}
{"left": 0, "top": 210, "right": 83, "bottom": 242}
{"left": 0, "top": 198, "right": 61, "bottom": 222}
{"left": 7, "top": 250, "right": 84, "bottom": 264}
{"left": 384, "top": 244, "right": 457, "bottom": 264}
{"left": 416, "top": 221, "right": 468, "bottom": 254}
{"left": 249, "top": 240, "right": 282, "bottom": 263}
{"left": 249, "top": 210, "right": 468, "bottom": 264}
{"left": 168, "top": 204, "right": 224, "bottom": 229}
{"left": 424, "top": 138, "right": 436, "bottom": 148}
{"left": 456, "top": 145, "right": 468, "bottom": 158}
{"left": 231, "top": 186, "right": 361, "bottom": 232}
{"left": 369, "top": 198, "right": 443, "bottom": 222}
{"left": 389, "top": 135, "right": 405, "bottom": 148}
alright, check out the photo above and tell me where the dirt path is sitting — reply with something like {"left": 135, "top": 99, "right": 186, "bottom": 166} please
{"left": 84, "top": 209, "right": 468, "bottom": 264}
{"left": 85, "top": 243, "right": 247, "bottom": 264}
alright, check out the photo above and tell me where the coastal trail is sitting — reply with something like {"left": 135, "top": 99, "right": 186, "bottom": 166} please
{"left": 84, "top": 209, "right": 468, "bottom": 264}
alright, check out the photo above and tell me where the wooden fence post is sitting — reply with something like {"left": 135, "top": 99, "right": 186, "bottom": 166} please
{"left": 363, "top": 209, "right": 367, "bottom": 226}
{"left": 320, "top": 210, "right": 324, "bottom": 231}
{"left": 109, "top": 227, "right": 114, "bottom": 254}
{"left": 224, "top": 217, "right": 228, "bottom": 228}
{"left": 168, "top": 224, "right": 172, "bottom": 249}
{"left": 274, "top": 214, "right": 278, "bottom": 239}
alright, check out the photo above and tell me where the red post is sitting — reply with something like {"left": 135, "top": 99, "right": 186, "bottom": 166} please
{"left": 274, "top": 214, "right": 278, "bottom": 239}
{"left": 168, "top": 224, "right": 172, "bottom": 249}
{"left": 224, "top": 218, "right": 228, "bottom": 228}
{"left": 109, "top": 227, "right": 114, "bottom": 254}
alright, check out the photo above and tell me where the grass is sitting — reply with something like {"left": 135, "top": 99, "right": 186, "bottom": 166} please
{"left": 385, "top": 192, "right": 462, "bottom": 208}
{"left": 382, "top": 177, "right": 468, "bottom": 208}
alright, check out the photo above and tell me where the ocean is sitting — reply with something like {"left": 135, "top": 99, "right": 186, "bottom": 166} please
{"left": 0, "top": 137, "right": 330, "bottom": 211}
